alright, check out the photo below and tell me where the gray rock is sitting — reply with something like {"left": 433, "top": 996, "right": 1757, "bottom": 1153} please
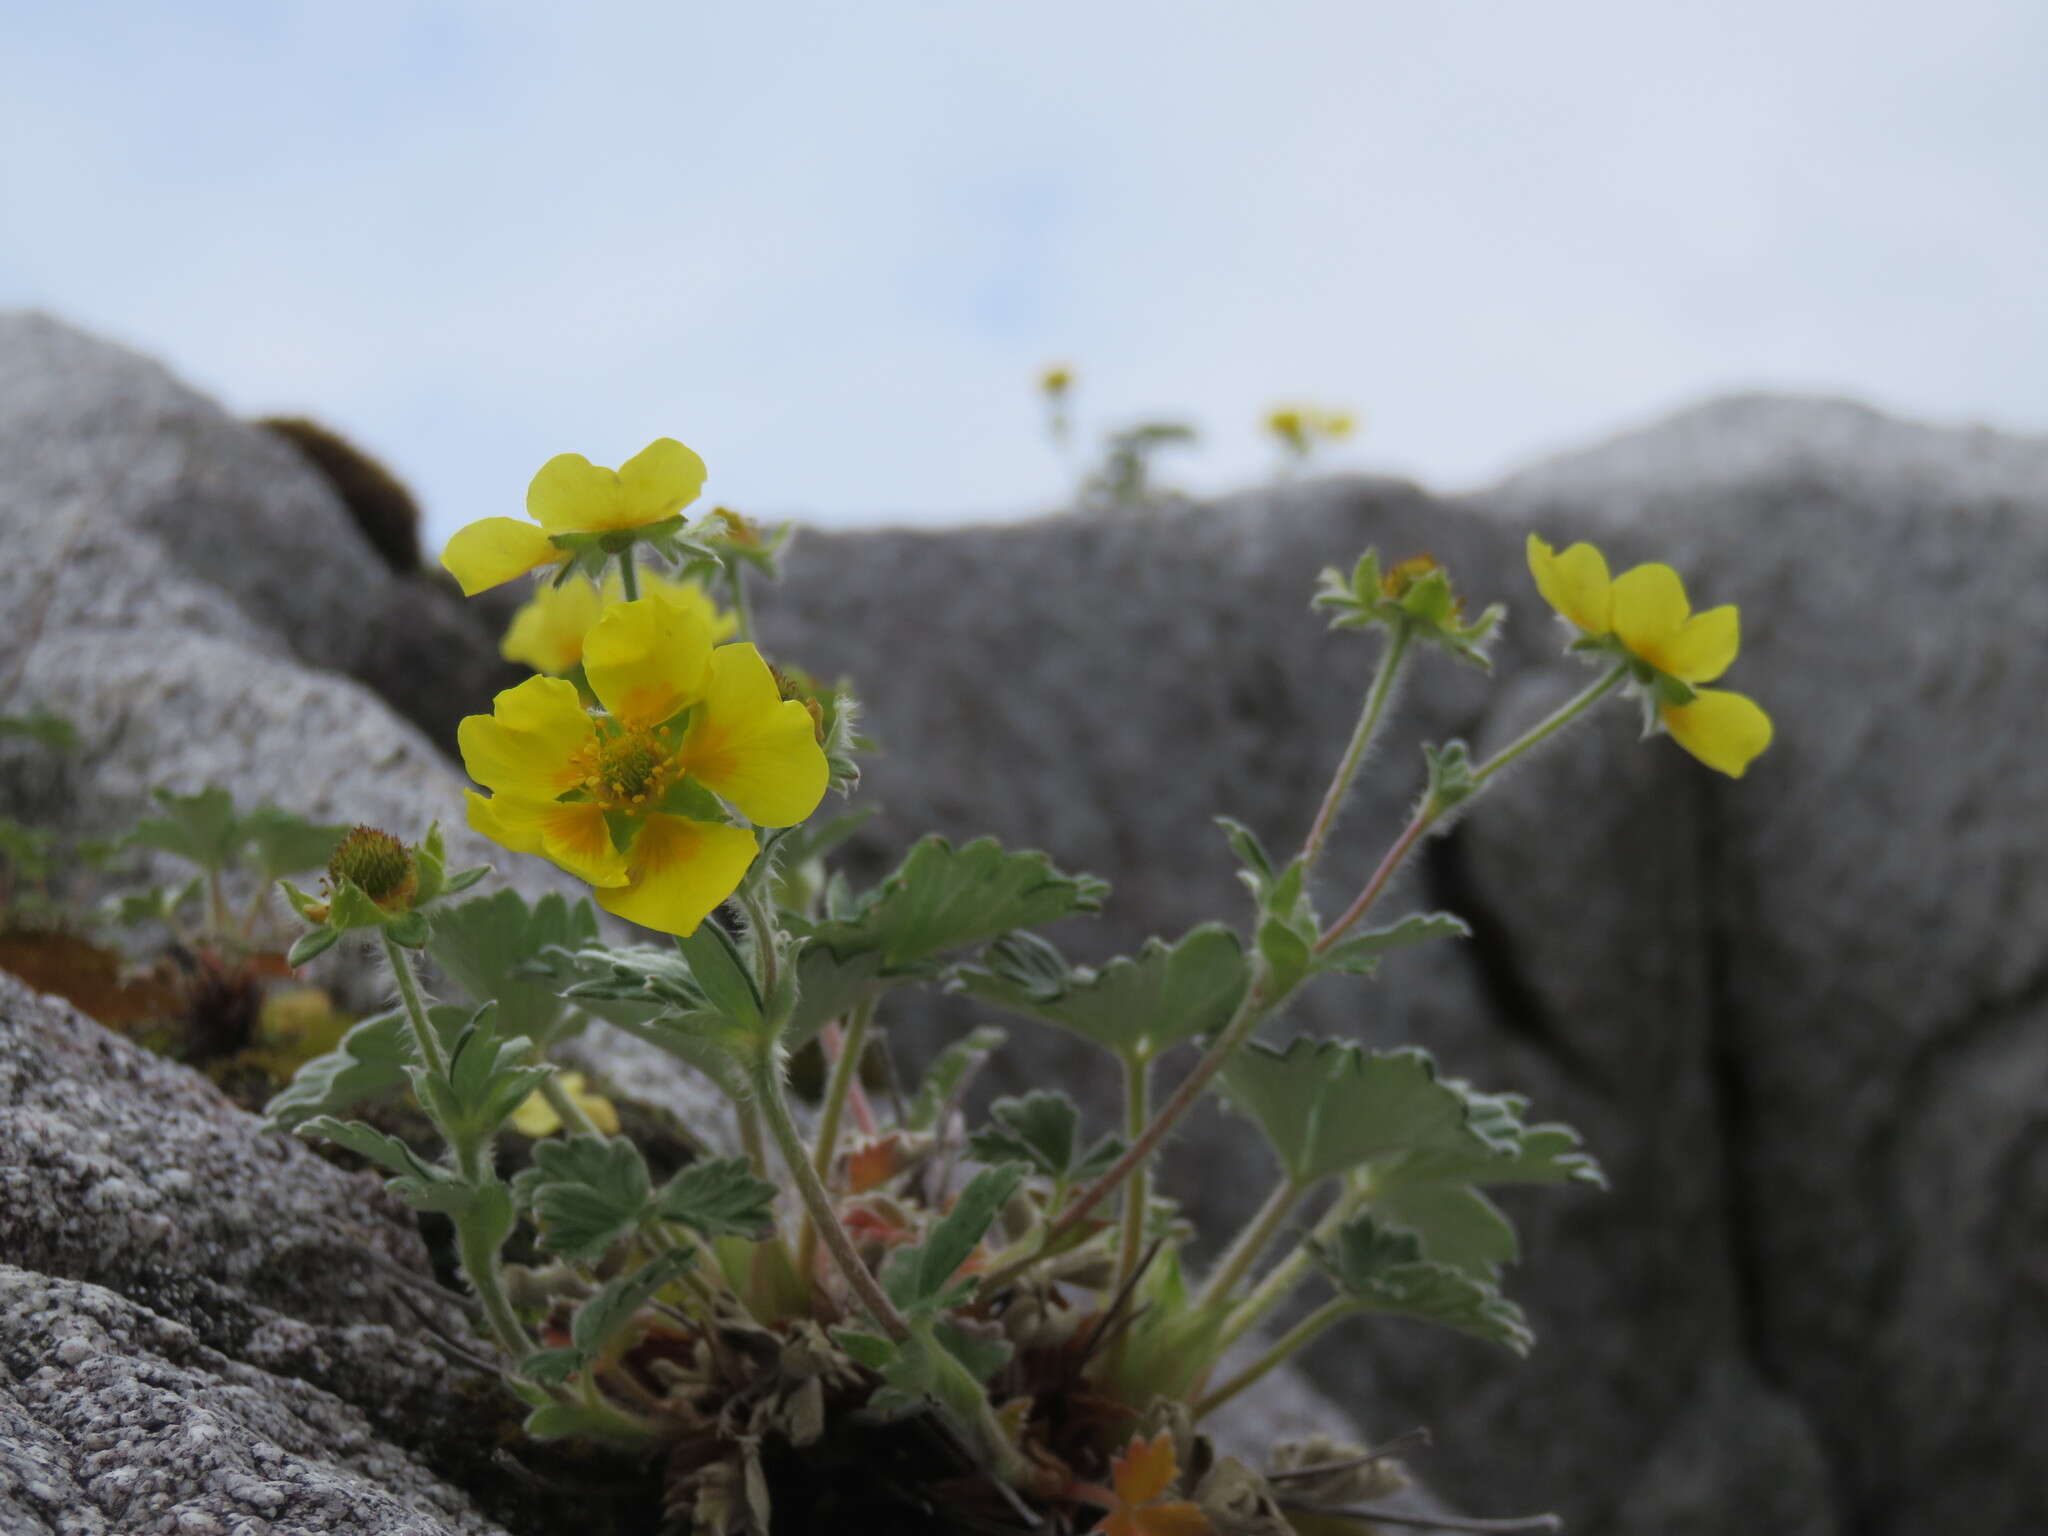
{"left": 753, "top": 395, "right": 2048, "bottom": 1534}
{"left": 0, "top": 1268, "right": 505, "bottom": 1536}
{"left": 0, "top": 310, "right": 518, "bottom": 756}
{"left": 0, "top": 970, "right": 511, "bottom": 1533}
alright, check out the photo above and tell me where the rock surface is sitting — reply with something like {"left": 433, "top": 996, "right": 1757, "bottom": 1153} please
{"left": 0, "top": 970, "right": 511, "bottom": 1535}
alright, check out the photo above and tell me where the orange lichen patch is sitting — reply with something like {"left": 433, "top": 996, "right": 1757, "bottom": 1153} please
{"left": 0, "top": 929, "right": 183, "bottom": 1029}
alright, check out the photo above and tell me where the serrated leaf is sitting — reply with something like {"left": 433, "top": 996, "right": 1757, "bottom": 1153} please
{"left": 654, "top": 1156, "right": 779, "bottom": 1240}
{"left": 1256, "top": 913, "right": 1314, "bottom": 995}
{"left": 782, "top": 944, "right": 885, "bottom": 1050}
{"left": 518, "top": 1347, "right": 584, "bottom": 1387}
{"left": 1314, "top": 1212, "right": 1532, "bottom": 1352}
{"left": 513, "top": 1135, "right": 654, "bottom": 1261}
{"left": 804, "top": 836, "right": 1107, "bottom": 976}
{"left": 932, "top": 1318, "right": 1012, "bottom": 1383}
{"left": 955, "top": 925, "right": 1247, "bottom": 1065}
{"left": 1380, "top": 1084, "right": 1604, "bottom": 1190}
{"left": 571, "top": 1248, "right": 695, "bottom": 1357}
{"left": 1315, "top": 911, "right": 1471, "bottom": 976}
{"left": 264, "top": 1005, "right": 445, "bottom": 1132}
{"left": 287, "top": 926, "right": 341, "bottom": 967}
{"left": 903, "top": 1025, "right": 1007, "bottom": 1133}
{"left": 295, "top": 1115, "right": 443, "bottom": 1182}
{"left": 1220, "top": 1038, "right": 1496, "bottom": 1187}
{"left": 125, "top": 785, "right": 240, "bottom": 871}
{"left": 673, "top": 918, "right": 765, "bottom": 1030}
{"left": 1373, "top": 1182, "right": 1519, "bottom": 1276}
{"left": 428, "top": 890, "right": 603, "bottom": 1046}
{"left": 884, "top": 1163, "right": 1027, "bottom": 1311}
{"left": 963, "top": 1090, "right": 1119, "bottom": 1190}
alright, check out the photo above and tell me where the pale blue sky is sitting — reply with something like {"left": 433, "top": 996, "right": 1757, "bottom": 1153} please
{"left": 4, "top": 1, "right": 2043, "bottom": 545}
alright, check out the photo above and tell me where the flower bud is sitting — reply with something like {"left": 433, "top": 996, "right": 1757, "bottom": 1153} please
{"left": 327, "top": 825, "right": 417, "bottom": 910}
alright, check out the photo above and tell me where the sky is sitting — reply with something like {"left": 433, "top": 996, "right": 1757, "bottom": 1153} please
{"left": 3, "top": 1, "right": 2043, "bottom": 547}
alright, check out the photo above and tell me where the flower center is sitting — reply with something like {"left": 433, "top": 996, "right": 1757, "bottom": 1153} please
{"left": 586, "top": 729, "right": 677, "bottom": 809}
{"left": 327, "top": 825, "right": 417, "bottom": 908}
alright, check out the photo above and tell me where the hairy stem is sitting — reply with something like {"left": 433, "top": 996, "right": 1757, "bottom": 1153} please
{"left": 1192, "top": 1297, "right": 1356, "bottom": 1419}
{"left": 751, "top": 1049, "right": 912, "bottom": 1341}
{"left": 1300, "top": 626, "right": 1411, "bottom": 879}
{"left": 536, "top": 1069, "right": 605, "bottom": 1138}
{"left": 1196, "top": 1173, "right": 1306, "bottom": 1315}
{"left": 1316, "top": 664, "right": 1628, "bottom": 953}
{"left": 383, "top": 930, "right": 450, "bottom": 1081}
{"left": 616, "top": 553, "right": 641, "bottom": 602}
{"left": 1215, "top": 1180, "right": 1368, "bottom": 1353}
{"left": 797, "top": 998, "right": 877, "bottom": 1282}
{"left": 1111, "top": 1052, "right": 1153, "bottom": 1301}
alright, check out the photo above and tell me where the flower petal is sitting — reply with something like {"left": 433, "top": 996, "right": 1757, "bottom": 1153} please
{"left": 585, "top": 596, "right": 715, "bottom": 729}
{"left": 1526, "top": 534, "right": 1613, "bottom": 634}
{"left": 501, "top": 576, "right": 603, "bottom": 674}
{"left": 467, "top": 794, "right": 628, "bottom": 886}
{"left": 1612, "top": 563, "right": 1692, "bottom": 660}
{"left": 1661, "top": 689, "right": 1773, "bottom": 778}
{"left": 1648, "top": 603, "right": 1739, "bottom": 684}
{"left": 441, "top": 518, "right": 559, "bottom": 595}
{"left": 682, "top": 644, "right": 830, "bottom": 827}
{"left": 617, "top": 437, "right": 707, "bottom": 525}
{"left": 458, "top": 676, "right": 595, "bottom": 799}
{"left": 527, "top": 452, "right": 627, "bottom": 533}
{"left": 630, "top": 567, "right": 738, "bottom": 640}
{"left": 596, "top": 814, "right": 758, "bottom": 935}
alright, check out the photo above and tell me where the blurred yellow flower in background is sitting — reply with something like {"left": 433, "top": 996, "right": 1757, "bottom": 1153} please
{"left": 440, "top": 438, "right": 708, "bottom": 596}
{"left": 511, "top": 1071, "right": 621, "bottom": 1137}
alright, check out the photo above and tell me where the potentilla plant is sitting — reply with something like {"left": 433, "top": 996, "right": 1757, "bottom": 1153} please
{"left": 272, "top": 438, "right": 1772, "bottom": 1536}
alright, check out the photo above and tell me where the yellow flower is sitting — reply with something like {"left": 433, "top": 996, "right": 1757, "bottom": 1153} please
{"left": 1040, "top": 364, "right": 1074, "bottom": 396}
{"left": 500, "top": 568, "right": 736, "bottom": 677}
{"left": 1265, "top": 407, "right": 1307, "bottom": 451}
{"left": 510, "top": 1072, "right": 621, "bottom": 1138}
{"left": 1526, "top": 534, "right": 1773, "bottom": 779}
{"left": 459, "top": 596, "right": 829, "bottom": 934}
{"left": 440, "top": 438, "right": 708, "bottom": 596}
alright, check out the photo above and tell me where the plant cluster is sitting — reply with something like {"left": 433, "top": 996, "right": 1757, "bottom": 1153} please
{"left": 272, "top": 437, "right": 1771, "bottom": 1534}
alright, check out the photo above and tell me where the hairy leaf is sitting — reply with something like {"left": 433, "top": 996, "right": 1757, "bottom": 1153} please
{"left": 654, "top": 1157, "right": 779, "bottom": 1240}
{"left": 884, "top": 1163, "right": 1027, "bottom": 1311}
{"left": 955, "top": 924, "right": 1247, "bottom": 1064}
{"left": 572, "top": 1248, "right": 695, "bottom": 1358}
{"left": 1315, "top": 911, "right": 1471, "bottom": 977}
{"left": 513, "top": 1136, "right": 654, "bottom": 1261}
{"left": 965, "top": 1090, "right": 1121, "bottom": 1188}
{"left": 1313, "top": 1212, "right": 1532, "bottom": 1353}
{"left": 903, "top": 1025, "right": 1007, "bottom": 1133}
{"left": 801, "top": 836, "right": 1108, "bottom": 976}
{"left": 428, "top": 889, "right": 604, "bottom": 1046}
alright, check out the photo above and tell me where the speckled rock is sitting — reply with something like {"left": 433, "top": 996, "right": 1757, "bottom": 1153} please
{"left": 0, "top": 1268, "right": 505, "bottom": 1536}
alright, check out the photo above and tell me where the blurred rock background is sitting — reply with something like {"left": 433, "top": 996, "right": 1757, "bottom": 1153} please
{"left": 3, "top": 312, "right": 2043, "bottom": 1534}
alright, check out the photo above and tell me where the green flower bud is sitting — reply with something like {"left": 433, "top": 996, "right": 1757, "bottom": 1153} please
{"left": 327, "top": 825, "right": 417, "bottom": 911}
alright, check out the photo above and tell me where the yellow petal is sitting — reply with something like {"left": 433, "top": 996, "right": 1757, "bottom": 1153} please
{"left": 512, "top": 1072, "right": 618, "bottom": 1138}
{"left": 458, "top": 676, "right": 595, "bottom": 799}
{"left": 509, "top": 1089, "right": 563, "bottom": 1138}
{"left": 501, "top": 577, "right": 603, "bottom": 674}
{"left": 1611, "top": 563, "right": 1691, "bottom": 659}
{"left": 466, "top": 789, "right": 545, "bottom": 856}
{"left": 440, "top": 517, "right": 559, "bottom": 596}
{"left": 616, "top": 437, "right": 707, "bottom": 526}
{"left": 1111, "top": 1432, "right": 1181, "bottom": 1508}
{"left": 584, "top": 595, "right": 715, "bottom": 730}
{"left": 1662, "top": 689, "right": 1773, "bottom": 778}
{"left": 628, "top": 567, "right": 739, "bottom": 640}
{"left": 682, "top": 644, "right": 830, "bottom": 827}
{"left": 1526, "top": 534, "right": 1613, "bottom": 634}
{"left": 471, "top": 795, "right": 629, "bottom": 886}
{"left": 526, "top": 452, "right": 627, "bottom": 533}
{"left": 596, "top": 814, "right": 758, "bottom": 935}
{"left": 1646, "top": 604, "right": 1740, "bottom": 684}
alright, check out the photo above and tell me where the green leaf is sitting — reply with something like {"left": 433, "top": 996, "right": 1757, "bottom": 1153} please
{"left": 781, "top": 944, "right": 885, "bottom": 1050}
{"left": 883, "top": 1163, "right": 1027, "bottom": 1311}
{"left": 0, "top": 710, "right": 78, "bottom": 752}
{"left": 832, "top": 1328, "right": 895, "bottom": 1371}
{"left": 964, "top": 1091, "right": 1120, "bottom": 1189}
{"left": 1378, "top": 1084, "right": 1605, "bottom": 1190}
{"left": 672, "top": 919, "right": 766, "bottom": 1032}
{"left": 653, "top": 1157, "right": 779, "bottom": 1240}
{"left": 512, "top": 1136, "right": 654, "bottom": 1261}
{"left": 517, "top": 1347, "right": 584, "bottom": 1388}
{"left": 903, "top": 1025, "right": 1007, "bottom": 1134}
{"left": 1256, "top": 913, "right": 1314, "bottom": 995}
{"left": 1424, "top": 740, "right": 1481, "bottom": 815}
{"left": 237, "top": 807, "right": 348, "bottom": 883}
{"left": 1219, "top": 1038, "right": 1497, "bottom": 1187}
{"left": 955, "top": 924, "right": 1247, "bottom": 1065}
{"left": 932, "top": 1318, "right": 1012, "bottom": 1382}
{"left": 296, "top": 1115, "right": 444, "bottom": 1182}
{"left": 125, "top": 785, "right": 240, "bottom": 872}
{"left": 286, "top": 926, "right": 341, "bottom": 967}
{"left": 802, "top": 836, "right": 1107, "bottom": 977}
{"left": 571, "top": 1248, "right": 695, "bottom": 1357}
{"left": 1315, "top": 911, "right": 1470, "bottom": 976}
{"left": 428, "top": 890, "right": 603, "bottom": 1047}
{"left": 265, "top": 1005, "right": 450, "bottom": 1132}
{"left": 424, "top": 1010, "right": 549, "bottom": 1142}
{"left": 1313, "top": 1212, "right": 1532, "bottom": 1353}
{"left": 521, "top": 1399, "right": 648, "bottom": 1442}
{"left": 1373, "top": 1182, "right": 1519, "bottom": 1276}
